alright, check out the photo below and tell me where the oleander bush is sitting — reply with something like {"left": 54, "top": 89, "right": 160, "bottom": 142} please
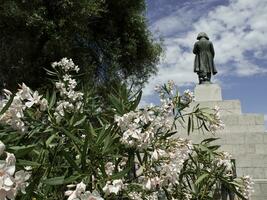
{"left": 0, "top": 58, "right": 253, "bottom": 200}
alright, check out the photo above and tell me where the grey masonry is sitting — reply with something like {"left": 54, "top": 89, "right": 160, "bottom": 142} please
{"left": 177, "top": 83, "right": 267, "bottom": 200}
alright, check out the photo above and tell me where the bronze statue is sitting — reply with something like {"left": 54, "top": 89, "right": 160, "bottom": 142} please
{"left": 193, "top": 32, "right": 217, "bottom": 84}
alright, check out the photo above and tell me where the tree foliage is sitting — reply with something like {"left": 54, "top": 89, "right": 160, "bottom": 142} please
{"left": 0, "top": 0, "right": 162, "bottom": 90}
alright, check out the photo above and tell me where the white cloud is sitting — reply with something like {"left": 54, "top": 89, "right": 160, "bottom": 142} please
{"left": 143, "top": 0, "right": 267, "bottom": 102}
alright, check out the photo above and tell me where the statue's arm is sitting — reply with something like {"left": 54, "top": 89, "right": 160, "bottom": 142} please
{"left": 193, "top": 43, "right": 198, "bottom": 54}
{"left": 210, "top": 42, "right": 215, "bottom": 58}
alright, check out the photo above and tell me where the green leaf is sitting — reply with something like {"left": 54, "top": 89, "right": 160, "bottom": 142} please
{"left": 63, "top": 175, "right": 83, "bottom": 184}
{"left": 187, "top": 116, "right": 191, "bottom": 135}
{"left": 60, "top": 128, "right": 82, "bottom": 145}
{"left": 45, "top": 134, "right": 57, "bottom": 146}
{"left": 160, "top": 131, "right": 177, "bottom": 140}
{"left": 201, "top": 138, "right": 220, "bottom": 144}
{"left": 81, "top": 131, "right": 90, "bottom": 169}
{"left": 0, "top": 93, "right": 15, "bottom": 115}
{"left": 96, "top": 126, "right": 110, "bottom": 145}
{"left": 109, "top": 95, "right": 123, "bottom": 114}
{"left": 43, "top": 176, "right": 65, "bottom": 185}
{"left": 74, "top": 116, "right": 87, "bottom": 127}
{"left": 62, "top": 151, "right": 81, "bottom": 172}
{"left": 49, "top": 90, "right": 57, "bottom": 109}
{"left": 195, "top": 173, "right": 209, "bottom": 185}
{"left": 17, "top": 159, "right": 41, "bottom": 167}
{"left": 130, "top": 91, "right": 142, "bottom": 110}
{"left": 9, "top": 145, "right": 36, "bottom": 158}
{"left": 111, "top": 165, "right": 132, "bottom": 179}
{"left": 44, "top": 68, "right": 57, "bottom": 76}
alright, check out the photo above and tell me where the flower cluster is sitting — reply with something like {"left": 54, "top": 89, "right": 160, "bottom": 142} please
{"left": 103, "top": 179, "right": 124, "bottom": 195}
{"left": 0, "top": 83, "right": 48, "bottom": 132}
{"left": 0, "top": 140, "right": 31, "bottom": 199}
{"left": 238, "top": 175, "right": 254, "bottom": 199}
{"left": 105, "top": 162, "right": 115, "bottom": 176}
{"left": 180, "top": 89, "right": 195, "bottom": 105}
{"left": 65, "top": 182, "right": 104, "bottom": 200}
{"left": 52, "top": 57, "right": 79, "bottom": 73}
{"left": 140, "top": 138, "right": 193, "bottom": 191}
{"left": 115, "top": 106, "right": 174, "bottom": 149}
{"left": 214, "top": 151, "right": 232, "bottom": 172}
{"left": 209, "top": 106, "right": 225, "bottom": 132}
{"left": 52, "top": 58, "right": 84, "bottom": 122}
{"left": 155, "top": 80, "right": 176, "bottom": 103}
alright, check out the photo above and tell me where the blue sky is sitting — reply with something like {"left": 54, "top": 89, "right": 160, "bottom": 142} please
{"left": 143, "top": 0, "right": 267, "bottom": 128}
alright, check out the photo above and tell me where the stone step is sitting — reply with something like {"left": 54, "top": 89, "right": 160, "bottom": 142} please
{"left": 252, "top": 179, "right": 267, "bottom": 200}
{"left": 221, "top": 114, "right": 264, "bottom": 126}
{"left": 233, "top": 154, "right": 267, "bottom": 168}
{"left": 220, "top": 143, "right": 267, "bottom": 155}
{"left": 176, "top": 123, "right": 265, "bottom": 133}
{"left": 177, "top": 131, "right": 267, "bottom": 144}
{"left": 189, "top": 100, "right": 242, "bottom": 115}
{"left": 176, "top": 114, "right": 265, "bottom": 133}
{"left": 237, "top": 168, "right": 267, "bottom": 179}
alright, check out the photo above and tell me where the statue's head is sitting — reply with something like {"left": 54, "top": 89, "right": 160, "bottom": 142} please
{"left": 197, "top": 32, "right": 209, "bottom": 40}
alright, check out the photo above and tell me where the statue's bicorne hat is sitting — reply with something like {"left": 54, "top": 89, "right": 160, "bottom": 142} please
{"left": 197, "top": 32, "right": 209, "bottom": 40}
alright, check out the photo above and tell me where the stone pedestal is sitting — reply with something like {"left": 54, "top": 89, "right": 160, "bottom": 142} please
{"left": 194, "top": 83, "right": 222, "bottom": 101}
{"left": 177, "top": 83, "right": 266, "bottom": 200}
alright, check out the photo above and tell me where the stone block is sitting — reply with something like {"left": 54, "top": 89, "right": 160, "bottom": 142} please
{"left": 223, "top": 125, "right": 265, "bottom": 133}
{"left": 238, "top": 168, "right": 266, "bottom": 179}
{"left": 232, "top": 144, "right": 255, "bottom": 155}
{"left": 238, "top": 114, "right": 256, "bottom": 125}
{"left": 255, "top": 115, "right": 265, "bottom": 125}
{"left": 194, "top": 83, "right": 222, "bottom": 101}
{"left": 264, "top": 134, "right": 267, "bottom": 143}
{"left": 221, "top": 115, "right": 239, "bottom": 125}
{"left": 190, "top": 100, "right": 242, "bottom": 115}
{"left": 226, "top": 134, "right": 245, "bottom": 144}
{"left": 220, "top": 144, "right": 233, "bottom": 153}
{"left": 255, "top": 144, "right": 267, "bottom": 154}
{"left": 245, "top": 133, "right": 264, "bottom": 144}
{"left": 236, "top": 155, "right": 266, "bottom": 168}
{"left": 260, "top": 181, "right": 267, "bottom": 195}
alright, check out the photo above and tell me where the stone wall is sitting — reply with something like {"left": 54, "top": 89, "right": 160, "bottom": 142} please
{"left": 177, "top": 83, "right": 267, "bottom": 200}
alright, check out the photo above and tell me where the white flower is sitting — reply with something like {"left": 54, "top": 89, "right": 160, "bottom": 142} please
{"left": 39, "top": 98, "right": 48, "bottom": 111}
{"left": 65, "top": 183, "right": 104, "bottom": 200}
{"left": 0, "top": 83, "right": 46, "bottom": 132}
{"left": 17, "top": 83, "right": 32, "bottom": 100}
{"left": 102, "top": 179, "right": 124, "bottom": 195}
{"left": 52, "top": 58, "right": 79, "bottom": 72}
{"left": 151, "top": 149, "right": 166, "bottom": 161}
{"left": 80, "top": 190, "right": 104, "bottom": 200}
{"left": 65, "top": 181, "right": 86, "bottom": 200}
{"left": 14, "top": 170, "right": 31, "bottom": 194}
{"left": 25, "top": 91, "right": 42, "bottom": 108}
{"left": 0, "top": 141, "right": 5, "bottom": 156}
{"left": 105, "top": 162, "right": 115, "bottom": 176}
{"left": 143, "top": 177, "right": 161, "bottom": 190}
{"left": 214, "top": 152, "right": 232, "bottom": 172}
{"left": 145, "top": 192, "right": 159, "bottom": 200}
{"left": 0, "top": 147, "right": 30, "bottom": 199}
{"left": 128, "top": 191, "right": 142, "bottom": 200}
{"left": 238, "top": 175, "right": 254, "bottom": 199}
{"left": 209, "top": 106, "right": 225, "bottom": 132}
{"left": 180, "top": 90, "right": 195, "bottom": 104}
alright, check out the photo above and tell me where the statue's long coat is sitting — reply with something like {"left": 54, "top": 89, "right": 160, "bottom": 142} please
{"left": 193, "top": 38, "right": 217, "bottom": 75}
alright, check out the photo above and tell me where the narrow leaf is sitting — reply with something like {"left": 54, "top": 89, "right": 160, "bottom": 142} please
{"left": 195, "top": 173, "right": 209, "bottom": 185}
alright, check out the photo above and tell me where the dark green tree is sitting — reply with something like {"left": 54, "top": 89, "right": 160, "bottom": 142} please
{"left": 0, "top": 0, "right": 162, "bottom": 90}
